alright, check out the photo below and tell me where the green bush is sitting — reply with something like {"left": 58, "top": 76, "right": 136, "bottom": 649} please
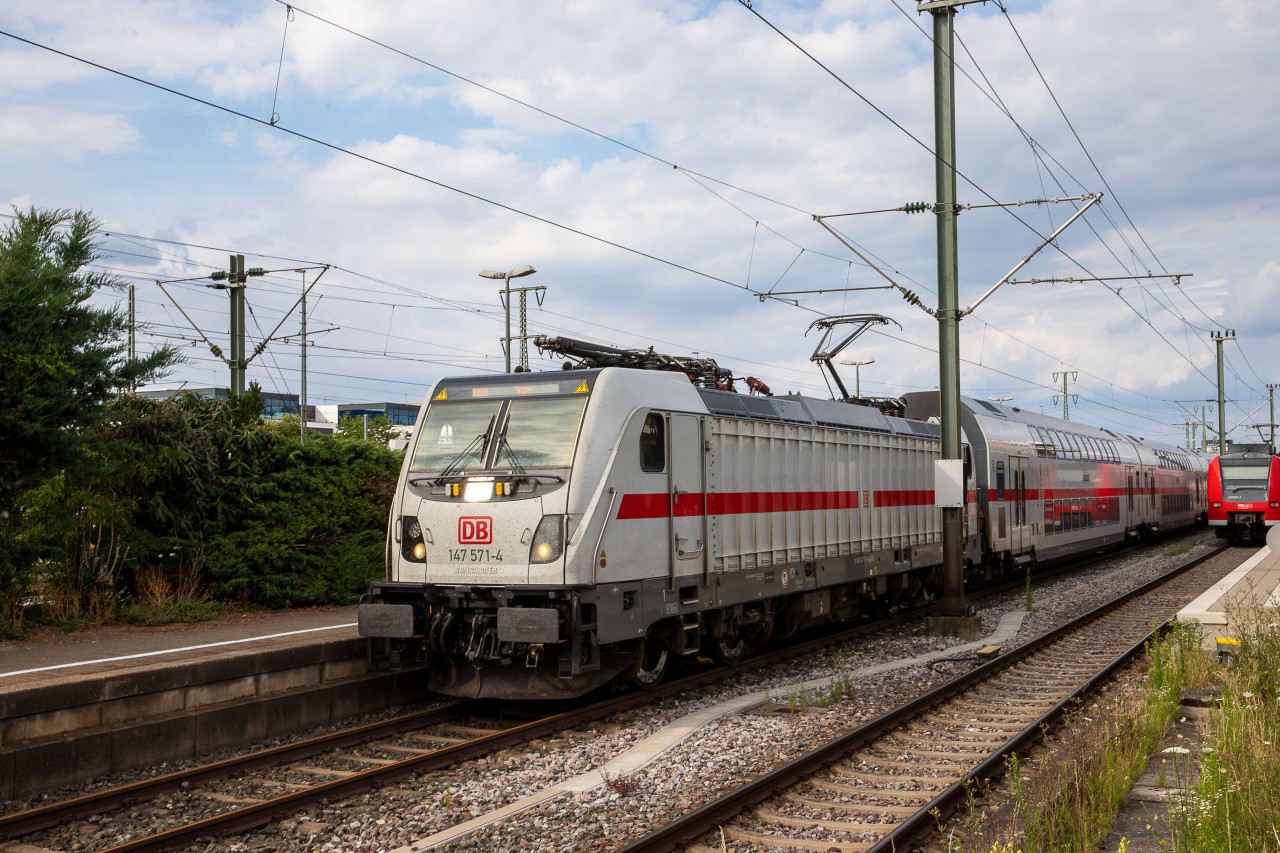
{"left": 6, "top": 388, "right": 402, "bottom": 630}
{"left": 205, "top": 433, "right": 399, "bottom": 607}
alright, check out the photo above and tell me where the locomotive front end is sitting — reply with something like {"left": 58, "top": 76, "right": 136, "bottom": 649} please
{"left": 1209, "top": 453, "right": 1280, "bottom": 542}
{"left": 360, "top": 371, "right": 617, "bottom": 698}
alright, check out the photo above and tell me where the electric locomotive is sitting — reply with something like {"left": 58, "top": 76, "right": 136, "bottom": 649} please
{"left": 359, "top": 335, "right": 1206, "bottom": 700}
{"left": 1208, "top": 451, "right": 1280, "bottom": 542}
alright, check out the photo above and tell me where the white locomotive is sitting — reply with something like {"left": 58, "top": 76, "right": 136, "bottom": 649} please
{"left": 359, "top": 338, "right": 1206, "bottom": 699}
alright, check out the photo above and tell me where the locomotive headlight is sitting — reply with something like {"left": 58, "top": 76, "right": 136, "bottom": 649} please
{"left": 401, "top": 516, "right": 427, "bottom": 563}
{"left": 530, "top": 514, "right": 565, "bottom": 564}
{"left": 1211, "top": 501, "right": 1223, "bottom": 509}
{"left": 463, "top": 479, "right": 494, "bottom": 502}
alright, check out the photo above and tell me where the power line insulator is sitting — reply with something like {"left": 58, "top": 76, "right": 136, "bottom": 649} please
{"left": 903, "top": 201, "right": 930, "bottom": 214}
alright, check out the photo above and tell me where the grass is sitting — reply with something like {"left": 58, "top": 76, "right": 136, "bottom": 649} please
{"left": 1169, "top": 608, "right": 1280, "bottom": 851}
{"left": 774, "top": 671, "right": 858, "bottom": 717}
{"left": 947, "top": 611, "right": 1280, "bottom": 852}
{"left": 116, "top": 564, "right": 222, "bottom": 625}
{"left": 119, "top": 597, "right": 222, "bottom": 626}
{"left": 942, "top": 620, "right": 1216, "bottom": 852}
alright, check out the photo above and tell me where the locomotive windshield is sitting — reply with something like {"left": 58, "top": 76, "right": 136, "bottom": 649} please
{"left": 410, "top": 394, "right": 589, "bottom": 473}
{"left": 1219, "top": 458, "right": 1271, "bottom": 502}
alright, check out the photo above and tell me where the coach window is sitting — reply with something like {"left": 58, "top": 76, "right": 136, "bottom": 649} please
{"left": 640, "top": 413, "right": 665, "bottom": 472}
{"left": 995, "top": 460, "right": 1006, "bottom": 500}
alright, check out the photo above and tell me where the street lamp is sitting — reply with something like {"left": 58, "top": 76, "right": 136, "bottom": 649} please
{"left": 479, "top": 265, "right": 536, "bottom": 371}
{"left": 839, "top": 358, "right": 875, "bottom": 398}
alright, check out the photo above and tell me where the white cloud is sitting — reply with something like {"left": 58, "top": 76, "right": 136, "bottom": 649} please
{"left": 0, "top": 104, "right": 140, "bottom": 160}
{"left": 2, "top": 0, "right": 1277, "bottom": 440}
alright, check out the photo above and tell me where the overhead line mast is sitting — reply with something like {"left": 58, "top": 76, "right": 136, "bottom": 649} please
{"left": 920, "top": 0, "right": 972, "bottom": 629}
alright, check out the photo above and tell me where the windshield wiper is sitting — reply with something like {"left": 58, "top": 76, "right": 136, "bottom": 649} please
{"left": 409, "top": 415, "right": 496, "bottom": 486}
{"left": 491, "top": 426, "right": 566, "bottom": 485}
{"left": 495, "top": 424, "right": 528, "bottom": 479}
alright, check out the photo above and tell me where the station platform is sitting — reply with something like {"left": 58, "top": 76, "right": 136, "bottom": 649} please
{"left": 0, "top": 606, "right": 430, "bottom": 801}
{"left": 1177, "top": 525, "right": 1280, "bottom": 653}
{"left": 0, "top": 606, "right": 361, "bottom": 690}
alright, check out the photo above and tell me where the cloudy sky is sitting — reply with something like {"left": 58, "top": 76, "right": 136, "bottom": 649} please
{"left": 3, "top": 0, "right": 1276, "bottom": 448}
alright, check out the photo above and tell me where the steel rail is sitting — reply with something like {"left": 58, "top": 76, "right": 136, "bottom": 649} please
{"left": 78, "top": 613, "right": 907, "bottom": 851}
{"left": 615, "top": 541, "right": 1228, "bottom": 853}
{"left": 0, "top": 698, "right": 469, "bottom": 838}
{"left": 3, "top": 532, "right": 1207, "bottom": 850}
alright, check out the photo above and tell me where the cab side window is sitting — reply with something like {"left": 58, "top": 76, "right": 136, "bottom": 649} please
{"left": 640, "top": 413, "right": 665, "bottom": 472}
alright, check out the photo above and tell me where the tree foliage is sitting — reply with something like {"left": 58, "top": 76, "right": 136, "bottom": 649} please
{"left": 0, "top": 207, "right": 401, "bottom": 633}
{"left": 206, "top": 432, "right": 399, "bottom": 607}
{"left": 335, "top": 413, "right": 399, "bottom": 447}
{"left": 0, "top": 207, "right": 177, "bottom": 625}
{"left": 0, "top": 208, "right": 176, "bottom": 508}
{"left": 6, "top": 389, "right": 401, "bottom": 630}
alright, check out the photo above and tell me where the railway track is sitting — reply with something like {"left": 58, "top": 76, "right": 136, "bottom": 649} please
{"left": 1, "top": 608, "right": 922, "bottom": 851}
{"left": 1, "top": 536, "right": 1215, "bottom": 851}
{"left": 617, "top": 542, "right": 1230, "bottom": 853}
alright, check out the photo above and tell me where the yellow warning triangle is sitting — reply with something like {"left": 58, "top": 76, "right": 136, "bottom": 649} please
{"left": 574, "top": 381, "right": 589, "bottom": 393}
{"left": 433, "top": 388, "right": 448, "bottom": 400}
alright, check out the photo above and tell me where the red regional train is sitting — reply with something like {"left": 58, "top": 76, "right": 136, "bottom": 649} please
{"left": 1208, "top": 452, "right": 1280, "bottom": 542}
{"left": 359, "top": 342, "right": 1207, "bottom": 699}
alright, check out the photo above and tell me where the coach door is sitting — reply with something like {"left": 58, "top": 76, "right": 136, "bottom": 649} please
{"left": 1011, "top": 455, "right": 1030, "bottom": 553}
{"left": 1126, "top": 466, "right": 1136, "bottom": 529}
{"left": 668, "top": 414, "right": 706, "bottom": 587}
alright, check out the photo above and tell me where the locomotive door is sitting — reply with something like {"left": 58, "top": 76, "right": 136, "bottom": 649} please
{"left": 668, "top": 414, "right": 706, "bottom": 585}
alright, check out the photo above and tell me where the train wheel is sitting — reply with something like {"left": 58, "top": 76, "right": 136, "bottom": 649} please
{"left": 707, "top": 630, "right": 750, "bottom": 665}
{"left": 630, "top": 635, "right": 670, "bottom": 690}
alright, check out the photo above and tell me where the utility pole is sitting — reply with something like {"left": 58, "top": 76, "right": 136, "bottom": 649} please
{"left": 509, "top": 284, "right": 547, "bottom": 370}
{"left": 479, "top": 266, "right": 537, "bottom": 372}
{"left": 1193, "top": 405, "right": 1212, "bottom": 453}
{"left": 1266, "top": 383, "right": 1279, "bottom": 453}
{"left": 128, "top": 284, "right": 136, "bottom": 389}
{"left": 300, "top": 270, "right": 308, "bottom": 442}
{"left": 1052, "top": 370, "right": 1078, "bottom": 420}
{"left": 160, "top": 260, "right": 328, "bottom": 402}
{"left": 208, "top": 255, "right": 265, "bottom": 397}
{"left": 1211, "top": 330, "right": 1235, "bottom": 454}
{"left": 922, "top": 0, "right": 977, "bottom": 630}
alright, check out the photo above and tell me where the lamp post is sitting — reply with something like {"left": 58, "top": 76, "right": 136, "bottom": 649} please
{"left": 839, "top": 358, "right": 875, "bottom": 398}
{"left": 479, "top": 266, "right": 537, "bottom": 372}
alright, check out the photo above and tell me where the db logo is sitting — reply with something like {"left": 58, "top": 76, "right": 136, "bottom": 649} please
{"left": 458, "top": 516, "right": 493, "bottom": 544}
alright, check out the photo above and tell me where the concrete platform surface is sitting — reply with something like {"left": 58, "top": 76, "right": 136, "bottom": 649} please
{"left": 0, "top": 606, "right": 439, "bottom": 801}
{"left": 0, "top": 606, "right": 359, "bottom": 692}
{"left": 1177, "top": 525, "right": 1280, "bottom": 651}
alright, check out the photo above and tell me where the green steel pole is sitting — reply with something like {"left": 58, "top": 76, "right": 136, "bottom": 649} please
{"left": 230, "top": 254, "right": 246, "bottom": 397}
{"left": 300, "top": 270, "right": 308, "bottom": 443}
{"left": 1213, "top": 330, "right": 1233, "bottom": 454}
{"left": 127, "top": 285, "right": 135, "bottom": 391}
{"left": 1268, "top": 383, "right": 1277, "bottom": 453}
{"left": 932, "top": 4, "right": 966, "bottom": 617}
{"left": 1216, "top": 337, "right": 1225, "bottom": 454}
